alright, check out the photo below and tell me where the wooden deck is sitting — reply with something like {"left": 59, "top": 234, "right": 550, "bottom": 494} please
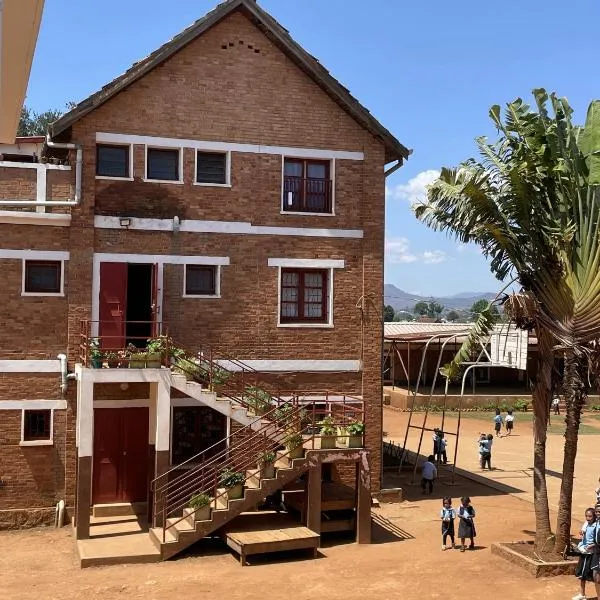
{"left": 222, "top": 512, "right": 320, "bottom": 566}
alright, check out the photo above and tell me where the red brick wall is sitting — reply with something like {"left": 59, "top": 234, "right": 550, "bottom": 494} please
{"left": 0, "top": 4, "right": 390, "bottom": 515}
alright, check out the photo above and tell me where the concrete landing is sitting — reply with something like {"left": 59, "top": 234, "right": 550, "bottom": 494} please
{"left": 75, "top": 514, "right": 160, "bottom": 568}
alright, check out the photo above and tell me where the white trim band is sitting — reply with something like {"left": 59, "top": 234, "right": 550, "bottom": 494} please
{"left": 96, "top": 132, "right": 364, "bottom": 161}
{"left": 215, "top": 359, "right": 361, "bottom": 372}
{"left": 0, "top": 211, "right": 71, "bottom": 227}
{"left": 0, "top": 360, "right": 62, "bottom": 373}
{"left": 268, "top": 258, "right": 345, "bottom": 269}
{"left": 94, "top": 252, "right": 229, "bottom": 266}
{"left": 0, "top": 400, "right": 66, "bottom": 410}
{"left": 93, "top": 215, "right": 363, "bottom": 239}
{"left": 0, "top": 249, "right": 69, "bottom": 261}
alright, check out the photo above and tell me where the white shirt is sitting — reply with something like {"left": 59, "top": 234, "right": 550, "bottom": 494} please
{"left": 505, "top": 414, "right": 515, "bottom": 423}
{"left": 422, "top": 461, "right": 437, "bottom": 480}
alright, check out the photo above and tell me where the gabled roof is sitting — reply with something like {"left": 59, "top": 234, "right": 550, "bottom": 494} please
{"left": 50, "top": 0, "right": 410, "bottom": 164}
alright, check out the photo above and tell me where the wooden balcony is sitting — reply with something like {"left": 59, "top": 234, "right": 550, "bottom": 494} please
{"left": 283, "top": 176, "right": 333, "bottom": 214}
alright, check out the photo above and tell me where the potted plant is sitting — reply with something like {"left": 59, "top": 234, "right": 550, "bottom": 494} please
{"left": 258, "top": 450, "right": 276, "bottom": 479}
{"left": 88, "top": 338, "right": 103, "bottom": 369}
{"left": 185, "top": 492, "right": 212, "bottom": 521}
{"left": 104, "top": 351, "right": 119, "bottom": 368}
{"left": 245, "top": 385, "right": 272, "bottom": 416}
{"left": 146, "top": 335, "right": 185, "bottom": 365}
{"left": 283, "top": 431, "right": 304, "bottom": 459}
{"left": 346, "top": 421, "right": 365, "bottom": 448}
{"left": 218, "top": 468, "right": 245, "bottom": 500}
{"left": 317, "top": 415, "right": 337, "bottom": 449}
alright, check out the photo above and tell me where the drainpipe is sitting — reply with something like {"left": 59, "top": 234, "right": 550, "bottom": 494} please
{"left": 0, "top": 134, "right": 82, "bottom": 207}
{"left": 58, "top": 353, "right": 68, "bottom": 395}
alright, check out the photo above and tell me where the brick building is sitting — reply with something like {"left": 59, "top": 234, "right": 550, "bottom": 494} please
{"left": 0, "top": 0, "right": 408, "bottom": 559}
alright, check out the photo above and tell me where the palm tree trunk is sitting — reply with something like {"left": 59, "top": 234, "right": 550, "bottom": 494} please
{"left": 554, "top": 350, "right": 587, "bottom": 552}
{"left": 531, "top": 326, "right": 553, "bottom": 550}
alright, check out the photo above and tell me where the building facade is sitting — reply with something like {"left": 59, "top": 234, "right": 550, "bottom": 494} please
{"left": 0, "top": 0, "right": 408, "bottom": 547}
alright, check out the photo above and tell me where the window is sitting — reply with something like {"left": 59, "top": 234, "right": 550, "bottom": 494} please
{"left": 280, "top": 268, "right": 328, "bottom": 324}
{"left": 171, "top": 407, "right": 226, "bottom": 463}
{"left": 23, "top": 260, "right": 62, "bottom": 295}
{"left": 184, "top": 265, "right": 218, "bottom": 297}
{"left": 22, "top": 410, "right": 52, "bottom": 443}
{"left": 147, "top": 148, "right": 180, "bottom": 181}
{"left": 96, "top": 144, "right": 130, "bottom": 178}
{"left": 283, "top": 158, "right": 332, "bottom": 213}
{"left": 196, "top": 151, "right": 228, "bottom": 185}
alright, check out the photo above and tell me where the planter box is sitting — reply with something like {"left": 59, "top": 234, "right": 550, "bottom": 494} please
{"left": 184, "top": 505, "right": 211, "bottom": 522}
{"left": 348, "top": 435, "right": 364, "bottom": 448}
{"left": 226, "top": 483, "right": 244, "bottom": 500}
{"left": 319, "top": 435, "right": 337, "bottom": 449}
{"left": 491, "top": 542, "right": 577, "bottom": 578}
{"left": 130, "top": 352, "right": 162, "bottom": 368}
{"left": 90, "top": 358, "right": 103, "bottom": 369}
{"left": 261, "top": 465, "right": 275, "bottom": 479}
{"left": 286, "top": 446, "right": 304, "bottom": 460}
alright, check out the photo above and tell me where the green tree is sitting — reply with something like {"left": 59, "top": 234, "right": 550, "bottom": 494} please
{"left": 415, "top": 89, "right": 600, "bottom": 553}
{"left": 413, "top": 301, "right": 429, "bottom": 316}
{"left": 393, "top": 311, "right": 414, "bottom": 322}
{"left": 470, "top": 299, "right": 500, "bottom": 323}
{"left": 413, "top": 300, "right": 444, "bottom": 319}
{"left": 17, "top": 103, "right": 74, "bottom": 137}
{"left": 446, "top": 310, "right": 460, "bottom": 322}
{"left": 383, "top": 305, "right": 396, "bottom": 322}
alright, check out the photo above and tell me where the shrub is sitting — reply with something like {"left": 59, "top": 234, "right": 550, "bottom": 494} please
{"left": 189, "top": 493, "right": 211, "bottom": 509}
{"left": 317, "top": 415, "right": 336, "bottom": 435}
{"left": 218, "top": 469, "right": 245, "bottom": 488}
{"left": 513, "top": 398, "right": 529, "bottom": 412}
{"left": 347, "top": 421, "right": 365, "bottom": 436}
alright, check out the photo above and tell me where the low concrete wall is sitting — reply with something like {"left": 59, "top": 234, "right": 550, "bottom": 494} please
{"left": 491, "top": 542, "right": 577, "bottom": 578}
{"left": 0, "top": 507, "right": 57, "bottom": 529}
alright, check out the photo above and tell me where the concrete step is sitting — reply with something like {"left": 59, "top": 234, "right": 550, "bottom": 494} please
{"left": 245, "top": 468, "right": 262, "bottom": 489}
{"left": 92, "top": 502, "right": 146, "bottom": 518}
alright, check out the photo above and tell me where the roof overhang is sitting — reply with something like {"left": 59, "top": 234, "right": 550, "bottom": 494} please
{"left": 0, "top": 0, "right": 45, "bottom": 143}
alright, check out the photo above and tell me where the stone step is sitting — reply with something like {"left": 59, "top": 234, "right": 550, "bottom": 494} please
{"left": 92, "top": 502, "right": 146, "bottom": 518}
{"left": 245, "top": 468, "right": 262, "bottom": 489}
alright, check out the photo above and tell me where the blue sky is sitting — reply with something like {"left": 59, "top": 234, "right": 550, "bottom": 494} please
{"left": 25, "top": 0, "right": 600, "bottom": 297}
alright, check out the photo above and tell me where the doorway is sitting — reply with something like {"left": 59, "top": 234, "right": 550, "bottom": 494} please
{"left": 92, "top": 407, "right": 150, "bottom": 504}
{"left": 99, "top": 262, "right": 158, "bottom": 349}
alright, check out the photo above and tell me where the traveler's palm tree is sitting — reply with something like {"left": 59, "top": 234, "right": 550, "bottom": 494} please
{"left": 413, "top": 89, "right": 600, "bottom": 552}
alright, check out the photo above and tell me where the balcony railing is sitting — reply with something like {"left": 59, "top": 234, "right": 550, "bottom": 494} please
{"left": 283, "top": 176, "right": 333, "bottom": 214}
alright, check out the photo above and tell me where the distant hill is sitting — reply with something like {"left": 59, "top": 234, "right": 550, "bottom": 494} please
{"left": 384, "top": 284, "right": 496, "bottom": 312}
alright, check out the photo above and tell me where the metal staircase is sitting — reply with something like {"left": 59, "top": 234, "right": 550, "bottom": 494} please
{"left": 150, "top": 403, "right": 312, "bottom": 560}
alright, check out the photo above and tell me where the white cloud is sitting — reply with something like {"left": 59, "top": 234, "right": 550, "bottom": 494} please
{"left": 385, "top": 237, "right": 417, "bottom": 264}
{"left": 385, "top": 237, "right": 447, "bottom": 265}
{"left": 423, "top": 250, "right": 447, "bottom": 264}
{"left": 386, "top": 169, "right": 440, "bottom": 206}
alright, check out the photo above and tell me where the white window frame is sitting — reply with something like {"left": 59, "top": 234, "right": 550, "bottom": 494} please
{"left": 21, "top": 258, "right": 65, "bottom": 297}
{"left": 280, "top": 156, "right": 335, "bottom": 217}
{"left": 144, "top": 145, "right": 184, "bottom": 184}
{"left": 95, "top": 143, "right": 134, "bottom": 181}
{"left": 275, "top": 266, "right": 335, "bottom": 329}
{"left": 20, "top": 408, "right": 54, "bottom": 446}
{"left": 182, "top": 264, "right": 223, "bottom": 298}
{"left": 194, "top": 150, "right": 231, "bottom": 188}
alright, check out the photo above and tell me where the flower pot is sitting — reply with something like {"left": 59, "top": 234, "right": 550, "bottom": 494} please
{"left": 90, "top": 358, "right": 103, "bottom": 369}
{"left": 226, "top": 483, "right": 243, "bottom": 500}
{"left": 348, "top": 435, "right": 364, "bottom": 448}
{"left": 130, "top": 352, "right": 162, "bottom": 368}
{"left": 261, "top": 464, "right": 275, "bottom": 479}
{"left": 319, "top": 435, "right": 337, "bottom": 449}
{"left": 192, "top": 506, "right": 212, "bottom": 521}
{"left": 286, "top": 445, "right": 304, "bottom": 459}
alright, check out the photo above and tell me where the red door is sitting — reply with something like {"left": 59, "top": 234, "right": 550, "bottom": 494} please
{"left": 99, "top": 262, "right": 128, "bottom": 350}
{"left": 93, "top": 408, "right": 149, "bottom": 504}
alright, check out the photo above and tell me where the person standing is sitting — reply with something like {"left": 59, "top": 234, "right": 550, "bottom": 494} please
{"left": 552, "top": 394, "right": 561, "bottom": 415}
{"left": 493, "top": 408, "right": 503, "bottom": 437}
{"left": 438, "top": 432, "right": 448, "bottom": 464}
{"left": 457, "top": 496, "right": 476, "bottom": 552}
{"left": 591, "top": 504, "right": 600, "bottom": 600}
{"left": 440, "top": 497, "right": 456, "bottom": 550}
{"left": 504, "top": 410, "right": 515, "bottom": 435}
{"left": 572, "top": 507, "right": 598, "bottom": 600}
{"left": 421, "top": 455, "right": 437, "bottom": 495}
{"left": 478, "top": 434, "right": 491, "bottom": 470}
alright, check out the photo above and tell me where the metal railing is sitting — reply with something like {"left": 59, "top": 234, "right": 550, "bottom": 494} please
{"left": 283, "top": 176, "right": 333, "bottom": 213}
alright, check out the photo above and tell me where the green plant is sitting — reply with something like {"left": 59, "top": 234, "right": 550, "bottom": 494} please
{"left": 218, "top": 469, "right": 245, "bottom": 489}
{"left": 245, "top": 386, "right": 272, "bottom": 413}
{"left": 513, "top": 398, "right": 529, "bottom": 412}
{"left": 347, "top": 421, "right": 365, "bottom": 436}
{"left": 590, "top": 404, "right": 600, "bottom": 411}
{"left": 188, "top": 493, "right": 211, "bottom": 509}
{"left": 259, "top": 450, "right": 276, "bottom": 465}
{"left": 317, "top": 415, "right": 336, "bottom": 435}
{"left": 146, "top": 335, "right": 185, "bottom": 360}
{"left": 283, "top": 432, "right": 303, "bottom": 450}
{"left": 88, "top": 337, "right": 102, "bottom": 359}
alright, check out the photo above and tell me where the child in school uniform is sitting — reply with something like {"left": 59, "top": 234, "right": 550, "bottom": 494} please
{"left": 594, "top": 478, "right": 600, "bottom": 506}
{"left": 504, "top": 410, "right": 515, "bottom": 435}
{"left": 421, "top": 455, "right": 437, "bottom": 495}
{"left": 457, "top": 496, "right": 476, "bottom": 552}
{"left": 478, "top": 434, "right": 491, "bottom": 470}
{"left": 572, "top": 507, "right": 598, "bottom": 600}
{"left": 440, "top": 497, "right": 456, "bottom": 550}
{"left": 493, "top": 408, "right": 503, "bottom": 437}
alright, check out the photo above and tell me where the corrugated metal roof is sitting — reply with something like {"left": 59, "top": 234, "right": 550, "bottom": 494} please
{"left": 384, "top": 322, "right": 472, "bottom": 339}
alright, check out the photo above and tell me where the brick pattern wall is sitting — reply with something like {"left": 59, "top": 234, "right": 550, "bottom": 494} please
{"left": 0, "top": 4, "right": 391, "bottom": 514}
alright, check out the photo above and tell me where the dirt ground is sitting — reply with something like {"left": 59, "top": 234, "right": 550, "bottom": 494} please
{"left": 1, "top": 408, "right": 598, "bottom": 600}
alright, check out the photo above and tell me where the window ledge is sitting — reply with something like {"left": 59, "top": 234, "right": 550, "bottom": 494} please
{"left": 280, "top": 210, "right": 335, "bottom": 217}
{"left": 182, "top": 294, "right": 221, "bottom": 299}
{"left": 193, "top": 182, "right": 231, "bottom": 188}
{"left": 96, "top": 175, "right": 134, "bottom": 182}
{"left": 142, "top": 178, "right": 184, "bottom": 185}
{"left": 277, "top": 323, "right": 334, "bottom": 329}
{"left": 20, "top": 440, "right": 53, "bottom": 447}
{"left": 21, "top": 292, "right": 65, "bottom": 297}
